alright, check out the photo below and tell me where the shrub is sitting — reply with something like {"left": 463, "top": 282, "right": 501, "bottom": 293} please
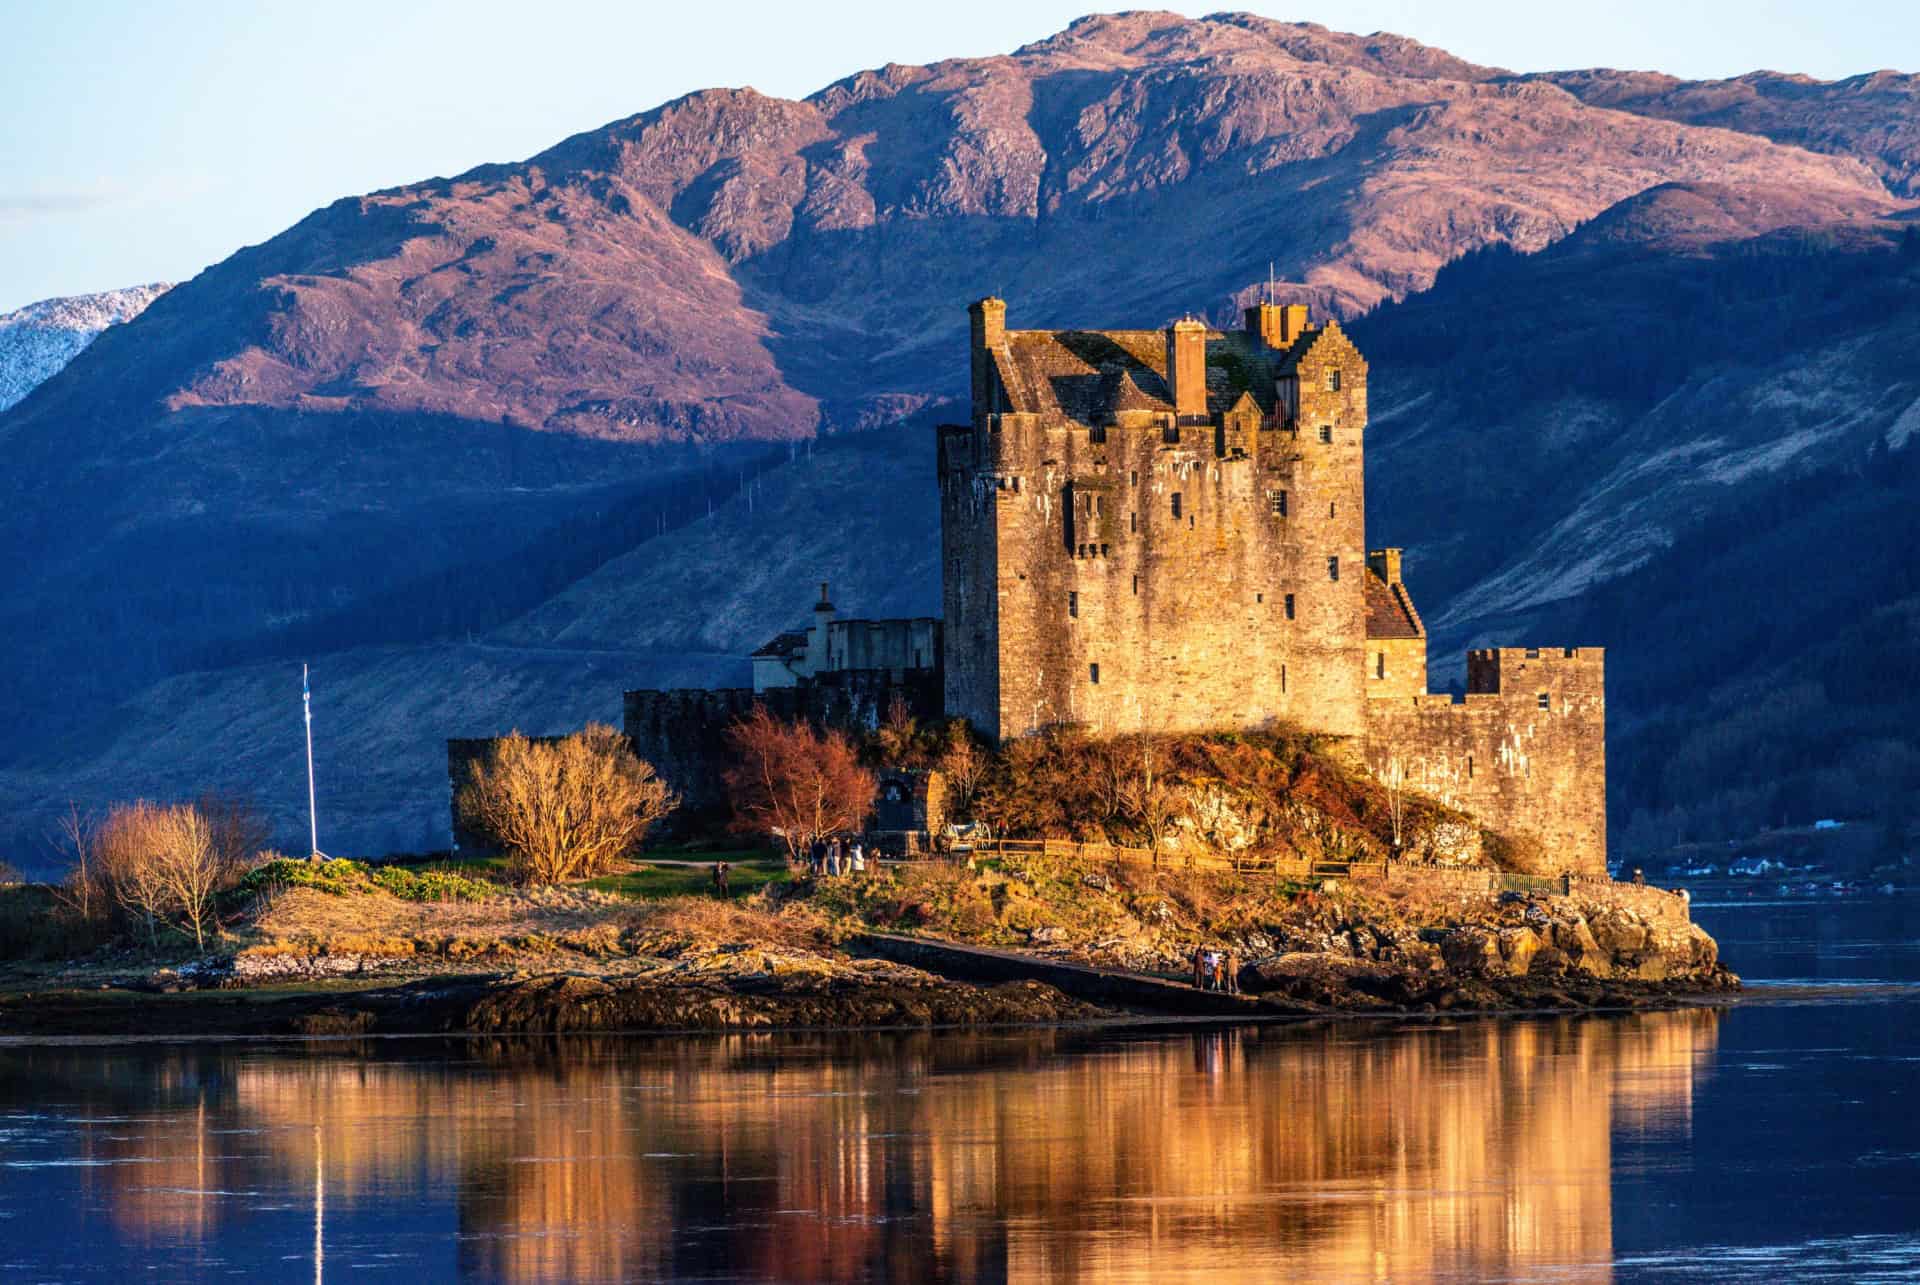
{"left": 457, "top": 725, "right": 678, "bottom": 885}
{"left": 238, "top": 858, "right": 497, "bottom": 903}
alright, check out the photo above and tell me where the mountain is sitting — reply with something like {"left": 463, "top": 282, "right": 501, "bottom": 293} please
{"left": 1, "top": 11, "right": 1915, "bottom": 869}
{"left": 0, "top": 284, "right": 170, "bottom": 412}
{"left": 1532, "top": 67, "right": 1920, "bottom": 198}
{"left": 1353, "top": 188, "right": 1920, "bottom": 850}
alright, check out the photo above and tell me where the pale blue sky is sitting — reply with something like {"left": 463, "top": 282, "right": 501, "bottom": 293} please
{"left": 2, "top": 0, "right": 1913, "bottom": 311}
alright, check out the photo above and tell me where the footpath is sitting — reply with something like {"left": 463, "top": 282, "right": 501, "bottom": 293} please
{"left": 850, "top": 932, "right": 1266, "bottom": 1015}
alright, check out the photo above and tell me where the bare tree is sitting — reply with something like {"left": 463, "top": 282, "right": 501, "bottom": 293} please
{"left": 1115, "top": 733, "right": 1181, "bottom": 866}
{"left": 724, "top": 706, "right": 877, "bottom": 865}
{"left": 457, "top": 725, "right": 677, "bottom": 885}
{"left": 937, "top": 720, "right": 987, "bottom": 822}
{"left": 53, "top": 803, "right": 106, "bottom": 925}
{"left": 1370, "top": 749, "right": 1411, "bottom": 854}
{"left": 148, "top": 805, "right": 223, "bottom": 950}
{"left": 873, "top": 696, "right": 923, "bottom": 767}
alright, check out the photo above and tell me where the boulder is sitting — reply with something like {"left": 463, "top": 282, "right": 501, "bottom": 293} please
{"left": 1589, "top": 911, "right": 1651, "bottom": 958}
{"left": 1496, "top": 927, "right": 1541, "bottom": 976}
{"left": 1440, "top": 928, "right": 1502, "bottom": 977}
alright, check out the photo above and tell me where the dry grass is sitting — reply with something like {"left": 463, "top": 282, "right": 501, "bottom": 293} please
{"left": 240, "top": 883, "right": 828, "bottom": 969}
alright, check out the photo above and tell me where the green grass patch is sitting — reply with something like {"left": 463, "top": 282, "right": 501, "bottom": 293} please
{"left": 238, "top": 858, "right": 499, "bottom": 903}
{"left": 587, "top": 860, "right": 791, "bottom": 901}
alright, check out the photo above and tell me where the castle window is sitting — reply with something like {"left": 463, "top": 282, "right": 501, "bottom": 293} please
{"left": 1132, "top": 575, "right": 1139, "bottom": 595}
{"left": 1268, "top": 489, "right": 1287, "bottom": 516}
{"left": 1090, "top": 426, "right": 1107, "bottom": 444}
{"left": 1468, "top": 755, "right": 1475, "bottom": 779}
{"left": 1537, "top": 692, "right": 1550, "bottom": 710}
{"left": 1327, "top": 556, "right": 1340, "bottom": 581}
{"left": 1563, "top": 646, "right": 1576, "bottom": 658}
{"left": 1256, "top": 593, "right": 1264, "bottom": 604}
{"left": 1284, "top": 593, "right": 1295, "bottom": 620}
{"left": 1282, "top": 664, "right": 1288, "bottom": 693}
{"left": 1329, "top": 501, "right": 1336, "bottom": 518}
{"left": 1089, "top": 663, "right": 1100, "bottom": 684}
{"left": 1130, "top": 470, "right": 1138, "bottom": 486}
{"left": 1375, "top": 652, "right": 1386, "bottom": 679}
{"left": 1171, "top": 493, "right": 1182, "bottom": 520}
{"left": 1318, "top": 425, "right": 1333, "bottom": 444}
{"left": 1130, "top": 512, "right": 1137, "bottom": 533}
{"left": 1099, "top": 543, "right": 1109, "bottom": 557}
{"left": 1328, "top": 370, "right": 1342, "bottom": 391}
{"left": 1164, "top": 426, "right": 1181, "bottom": 444}
{"left": 1069, "top": 591, "right": 1078, "bottom": 619}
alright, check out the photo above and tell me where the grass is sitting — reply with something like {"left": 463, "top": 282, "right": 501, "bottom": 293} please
{"left": 587, "top": 860, "right": 791, "bottom": 902}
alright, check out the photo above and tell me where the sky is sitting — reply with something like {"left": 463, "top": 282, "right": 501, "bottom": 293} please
{"left": 2, "top": 0, "right": 1914, "bottom": 312}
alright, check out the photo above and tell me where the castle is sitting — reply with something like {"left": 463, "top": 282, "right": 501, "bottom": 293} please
{"left": 500, "top": 296, "right": 1607, "bottom": 875}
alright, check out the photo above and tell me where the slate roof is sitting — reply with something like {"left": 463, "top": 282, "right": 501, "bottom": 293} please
{"left": 1365, "top": 569, "right": 1424, "bottom": 640}
{"left": 988, "top": 322, "right": 1351, "bottom": 428}
{"left": 750, "top": 630, "right": 808, "bottom": 660}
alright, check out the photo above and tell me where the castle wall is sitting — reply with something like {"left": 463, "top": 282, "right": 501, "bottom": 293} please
{"left": 1367, "top": 636, "right": 1428, "bottom": 700}
{"left": 1365, "top": 647, "right": 1608, "bottom": 876}
{"left": 942, "top": 329, "right": 1372, "bottom": 741}
{"left": 622, "top": 668, "right": 942, "bottom": 819}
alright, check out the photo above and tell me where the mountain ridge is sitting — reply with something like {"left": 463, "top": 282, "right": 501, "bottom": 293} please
{"left": 1, "top": 11, "right": 1916, "bottom": 868}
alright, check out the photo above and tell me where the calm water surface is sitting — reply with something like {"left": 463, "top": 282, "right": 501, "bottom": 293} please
{"left": 1, "top": 896, "right": 1915, "bottom": 1283}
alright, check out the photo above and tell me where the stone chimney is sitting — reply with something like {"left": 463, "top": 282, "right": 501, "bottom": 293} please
{"left": 805, "top": 581, "right": 836, "bottom": 676}
{"left": 969, "top": 297, "right": 1006, "bottom": 419}
{"left": 1367, "top": 548, "right": 1403, "bottom": 584}
{"left": 1166, "top": 317, "right": 1208, "bottom": 420}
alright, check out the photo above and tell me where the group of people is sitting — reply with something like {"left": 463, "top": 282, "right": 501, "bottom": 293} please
{"left": 1192, "top": 947, "right": 1240, "bottom": 994}
{"left": 807, "top": 835, "right": 869, "bottom": 878}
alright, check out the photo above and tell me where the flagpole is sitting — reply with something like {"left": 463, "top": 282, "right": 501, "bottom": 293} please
{"left": 303, "top": 663, "right": 318, "bottom": 858}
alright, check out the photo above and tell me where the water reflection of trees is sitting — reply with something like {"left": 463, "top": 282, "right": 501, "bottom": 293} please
{"left": 0, "top": 1011, "right": 1718, "bottom": 1282}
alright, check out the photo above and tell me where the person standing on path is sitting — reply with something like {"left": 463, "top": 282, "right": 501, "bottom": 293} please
{"left": 712, "top": 861, "right": 730, "bottom": 900}
{"left": 828, "top": 837, "right": 842, "bottom": 878}
{"left": 851, "top": 841, "right": 865, "bottom": 875}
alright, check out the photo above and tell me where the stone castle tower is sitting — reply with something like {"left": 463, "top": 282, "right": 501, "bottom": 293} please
{"left": 938, "top": 297, "right": 1609, "bottom": 874}
{"left": 941, "top": 297, "right": 1380, "bottom": 739}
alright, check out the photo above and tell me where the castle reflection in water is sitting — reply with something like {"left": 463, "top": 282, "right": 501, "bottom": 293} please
{"left": 0, "top": 1011, "right": 1719, "bottom": 1282}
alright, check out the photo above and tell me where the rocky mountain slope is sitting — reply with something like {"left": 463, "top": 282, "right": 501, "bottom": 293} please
{"left": 0, "top": 284, "right": 170, "bottom": 412}
{"left": 1, "top": 11, "right": 1916, "bottom": 867}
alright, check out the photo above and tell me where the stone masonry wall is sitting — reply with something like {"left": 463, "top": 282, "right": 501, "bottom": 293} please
{"left": 622, "top": 668, "right": 942, "bottom": 820}
{"left": 942, "top": 326, "right": 1372, "bottom": 741}
{"left": 1365, "top": 647, "right": 1608, "bottom": 877}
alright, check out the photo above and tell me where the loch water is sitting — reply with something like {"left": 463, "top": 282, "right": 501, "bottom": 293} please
{"left": 1, "top": 895, "right": 1916, "bottom": 1283}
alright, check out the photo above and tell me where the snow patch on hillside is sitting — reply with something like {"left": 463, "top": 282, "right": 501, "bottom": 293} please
{"left": 0, "top": 283, "right": 170, "bottom": 411}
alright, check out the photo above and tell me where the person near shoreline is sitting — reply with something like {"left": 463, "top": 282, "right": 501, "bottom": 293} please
{"left": 808, "top": 839, "right": 824, "bottom": 878}
{"left": 850, "top": 841, "right": 866, "bottom": 875}
{"left": 1192, "top": 947, "right": 1207, "bottom": 990}
{"left": 827, "top": 838, "right": 842, "bottom": 878}
{"left": 712, "top": 861, "right": 730, "bottom": 900}
{"left": 1224, "top": 950, "right": 1238, "bottom": 995}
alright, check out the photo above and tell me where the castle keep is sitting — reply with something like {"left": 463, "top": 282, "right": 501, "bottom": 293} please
{"left": 470, "top": 292, "right": 1609, "bottom": 875}
{"left": 937, "top": 297, "right": 1606, "bottom": 874}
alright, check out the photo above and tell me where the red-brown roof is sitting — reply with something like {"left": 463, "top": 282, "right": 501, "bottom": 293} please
{"left": 1365, "top": 570, "right": 1424, "bottom": 640}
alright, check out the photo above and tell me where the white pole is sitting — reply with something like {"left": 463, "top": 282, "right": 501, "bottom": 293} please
{"left": 303, "top": 663, "right": 318, "bottom": 858}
